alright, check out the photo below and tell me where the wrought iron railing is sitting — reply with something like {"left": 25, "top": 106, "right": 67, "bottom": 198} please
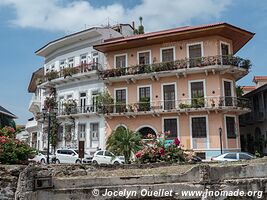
{"left": 56, "top": 96, "right": 249, "bottom": 116}
{"left": 58, "top": 105, "right": 100, "bottom": 116}
{"left": 40, "top": 62, "right": 102, "bottom": 83}
{"left": 101, "top": 96, "right": 250, "bottom": 114}
{"left": 99, "top": 55, "right": 251, "bottom": 79}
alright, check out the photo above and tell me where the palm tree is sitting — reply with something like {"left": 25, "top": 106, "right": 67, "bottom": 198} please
{"left": 106, "top": 127, "right": 142, "bottom": 164}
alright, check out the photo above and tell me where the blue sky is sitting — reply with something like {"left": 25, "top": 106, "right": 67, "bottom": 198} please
{"left": 0, "top": 0, "right": 266, "bottom": 125}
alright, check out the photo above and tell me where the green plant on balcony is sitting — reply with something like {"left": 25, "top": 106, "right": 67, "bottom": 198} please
{"left": 44, "top": 97, "right": 57, "bottom": 111}
{"left": 241, "top": 59, "right": 252, "bottom": 70}
{"left": 115, "top": 102, "right": 127, "bottom": 113}
{"left": 63, "top": 67, "right": 78, "bottom": 78}
{"left": 138, "top": 97, "right": 150, "bottom": 111}
{"left": 191, "top": 96, "right": 205, "bottom": 108}
{"left": 179, "top": 103, "right": 191, "bottom": 109}
{"left": 46, "top": 71, "right": 58, "bottom": 81}
{"left": 63, "top": 99, "right": 77, "bottom": 115}
{"left": 97, "top": 92, "right": 114, "bottom": 113}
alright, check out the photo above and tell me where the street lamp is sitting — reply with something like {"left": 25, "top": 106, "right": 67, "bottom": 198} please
{"left": 219, "top": 127, "right": 223, "bottom": 154}
{"left": 42, "top": 107, "right": 58, "bottom": 164}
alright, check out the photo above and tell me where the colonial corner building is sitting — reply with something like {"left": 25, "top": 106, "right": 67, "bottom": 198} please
{"left": 27, "top": 22, "right": 254, "bottom": 160}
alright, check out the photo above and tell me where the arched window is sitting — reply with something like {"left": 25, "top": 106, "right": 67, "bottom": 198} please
{"left": 137, "top": 126, "right": 157, "bottom": 139}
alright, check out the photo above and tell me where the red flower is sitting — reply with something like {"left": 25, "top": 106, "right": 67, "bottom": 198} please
{"left": 174, "top": 138, "right": 180, "bottom": 146}
{"left": 135, "top": 151, "right": 142, "bottom": 158}
{"left": 159, "top": 148, "right": 165, "bottom": 156}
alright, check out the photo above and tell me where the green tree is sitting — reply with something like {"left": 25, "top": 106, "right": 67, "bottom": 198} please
{"left": 106, "top": 127, "right": 142, "bottom": 164}
{"left": 236, "top": 85, "right": 244, "bottom": 98}
{"left": 0, "top": 114, "right": 16, "bottom": 130}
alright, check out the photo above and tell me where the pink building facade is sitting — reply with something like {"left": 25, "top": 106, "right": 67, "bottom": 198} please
{"left": 94, "top": 23, "right": 254, "bottom": 159}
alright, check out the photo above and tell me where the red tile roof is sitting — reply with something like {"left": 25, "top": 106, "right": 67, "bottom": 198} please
{"left": 241, "top": 86, "right": 256, "bottom": 91}
{"left": 253, "top": 76, "right": 267, "bottom": 81}
{"left": 101, "top": 22, "right": 254, "bottom": 44}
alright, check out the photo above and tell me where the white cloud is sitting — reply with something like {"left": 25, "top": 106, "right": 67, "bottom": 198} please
{"left": 0, "top": 0, "right": 232, "bottom": 32}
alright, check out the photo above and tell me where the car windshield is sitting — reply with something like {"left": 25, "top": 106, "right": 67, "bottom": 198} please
{"left": 74, "top": 150, "right": 79, "bottom": 154}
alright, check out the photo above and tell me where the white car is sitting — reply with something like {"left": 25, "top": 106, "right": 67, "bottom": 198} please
{"left": 55, "top": 148, "right": 92, "bottom": 164}
{"left": 29, "top": 152, "right": 46, "bottom": 164}
{"left": 211, "top": 152, "right": 254, "bottom": 162}
{"left": 92, "top": 150, "right": 125, "bottom": 165}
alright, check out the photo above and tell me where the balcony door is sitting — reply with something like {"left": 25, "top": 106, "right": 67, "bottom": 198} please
{"left": 223, "top": 80, "right": 233, "bottom": 106}
{"left": 80, "top": 92, "right": 87, "bottom": 113}
{"left": 92, "top": 52, "right": 99, "bottom": 70}
{"left": 221, "top": 42, "right": 230, "bottom": 65}
{"left": 91, "top": 91, "right": 100, "bottom": 112}
{"left": 187, "top": 43, "right": 203, "bottom": 68}
{"left": 138, "top": 51, "right": 150, "bottom": 65}
{"left": 190, "top": 81, "right": 205, "bottom": 108}
{"left": 163, "top": 84, "right": 176, "bottom": 110}
{"left": 115, "top": 89, "right": 127, "bottom": 113}
{"left": 138, "top": 86, "right": 151, "bottom": 111}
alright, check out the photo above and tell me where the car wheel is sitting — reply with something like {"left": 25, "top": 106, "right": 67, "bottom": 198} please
{"left": 113, "top": 161, "right": 120, "bottom": 165}
{"left": 40, "top": 159, "right": 46, "bottom": 164}
{"left": 92, "top": 160, "right": 98, "bottom": 165}
{"left": 55, "top": 159, "right": 60, "bottom": 164}
{"left": 76, "top": 160, "right": 82, "bottom": 164}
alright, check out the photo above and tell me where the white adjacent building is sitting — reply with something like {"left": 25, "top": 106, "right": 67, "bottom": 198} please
{"left": 27, "top": 25, "right": 134, "bottom": 155}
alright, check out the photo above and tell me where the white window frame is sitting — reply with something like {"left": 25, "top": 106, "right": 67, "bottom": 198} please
{"left": 90, "top": 122, "right": 100, "bottom": 142}
{"left": 68, "top": 57, "right": 74, "bottom": 68}
{"left": 114, "top": 53, "right": 128, "bottom": 69}
{"left": 188, "top": 79, "right": 207, "bottom": 100}
{"left": 189, "top": 115, "right": 210, "bottom": 149}
{"left": 135, "top": 125, "right": 157, "bottom": 134}
{"left": 80, "top": 54, "right": 88, "bottom": 64}
{"left": 186, "top": 42, "right": 204, "bottom": 58}
{"left": 59, "top": 60, "right": 66, "bottom": 70}
{"left": 137, "top": 50, "right": 152, "bottom": 65}
{"left": 114, "top": 124, "right": 128, "bottom": 131}
{"left": 162, "top": 116, "right": 180, "bottom": 139}
{"left": 137, "top": 85, "right": 152, "bottom": 104}
{"left": 219, "top": 41, "right": 232, "bottom": 55}
{"left": 224, "top": 114, "right": 238, "bottom": 149}
{"left": 114, "top": 87, "right": 128, "bottom": 105}
{"left": 222, "top": 78, "right": 235, "bottom": 98}
{"left": 160, "top": 46, "right": 176, "bottom": 62}
{"left": 161, "top": 82, "right": 178, "bottom": 109}
{"left": 78, "top": 123, "right": 86, "bottom": 141}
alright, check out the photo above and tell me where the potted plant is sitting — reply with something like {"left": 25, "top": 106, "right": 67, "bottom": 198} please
{"left": 138, "top": 97, "right": 150, "bottom": 111}
{"left": 63, "top": 67, "right": 78, "bottom": 78}
{"left": 179, "top": 103, "right": 191, "bottom": 109}
{"left": 97, "top": 92, "right": 114, "bottom": 114}
{"left": 46, "top": 71, "right": 58, "bottom": 81}
{"left": 63, "top": 99, "right": 77, "bottom": 115}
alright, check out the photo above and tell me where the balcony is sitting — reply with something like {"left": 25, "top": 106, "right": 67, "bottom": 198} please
{"left": 57, "top": 105, "right": 100, "bottom": 118}
{"left": 28, "top": 95, "right": 41, "bottom": 114}
{"left": 96, "top": 96, "right": 250, "bottom": 117}
{"left": 38, "top": 63, "right": 101, "bottom": 87}
{"left": 99, "top": 55, "right": 251, "bottom": 82}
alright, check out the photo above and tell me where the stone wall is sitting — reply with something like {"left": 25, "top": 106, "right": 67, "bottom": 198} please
{"left": 0, "top": 165, "right": 26, "bottom": 200}
{"left": 6, "top": 159, "right": 267, "bottom": 200}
